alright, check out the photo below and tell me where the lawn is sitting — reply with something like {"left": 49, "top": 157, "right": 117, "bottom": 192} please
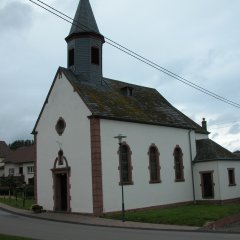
{"left": 0, "top": 196, "right": 35, "bottom": 210}
{"left": 104, "top": 204, "right": 240, "bottom": 227}
{"left": 0, "top": 234, "right": 32, "bottom": 240}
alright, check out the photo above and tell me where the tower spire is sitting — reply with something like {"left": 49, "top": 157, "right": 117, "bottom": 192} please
{"left": 69, "top": 0, "right": 100, "bottom": 35}
{"left": 65, "top": 0, "right": 105, "bottom": 85}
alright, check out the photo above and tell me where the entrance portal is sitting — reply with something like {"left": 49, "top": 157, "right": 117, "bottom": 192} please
{"left": 54, "top": 173, "right": 68, "bottom": 211}
{"left": 201, "top": 171, "right": 214, "bottom": 199}
{"left": 52, "top": 150, "right": 71, "bottom": 212}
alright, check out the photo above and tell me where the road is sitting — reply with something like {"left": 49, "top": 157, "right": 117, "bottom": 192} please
{"left": 0, "top": 209, "right": 240, "bottom": 240}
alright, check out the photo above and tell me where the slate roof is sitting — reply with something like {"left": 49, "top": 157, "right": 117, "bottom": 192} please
{"left": 194, "top": 139, "right": 240, "bottom": 162}
{"left": 4, "top": 145, "right": 35, "bottom": 164}
{"left": 58, "top": 67, "right": 206, "bottom": 133}
{"left": 0, "top": 141, "right": 10, "bottom": 158}
{"left": 234, "top": 150, "right": 240, "bottom": 157}
{"left": 69, "top": 0, "right": 100, "bottom": 35}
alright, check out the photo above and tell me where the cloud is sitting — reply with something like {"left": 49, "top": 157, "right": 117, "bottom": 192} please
{"left": 0, "top": 1, "right": 33, "bottom": 34}
{"left": 228, "top": 124, "right": 240, "bottom": 135}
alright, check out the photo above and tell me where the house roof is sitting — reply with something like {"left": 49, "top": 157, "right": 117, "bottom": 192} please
{"left": 0, "top": 141, "right": 10, "bottom": 158}
{"left": 194, "top": 139, "right": 240, "bottom": 163}
{"left": 4, "top": 145, "right": 35, "bottom": 164}
{"left": 32, "top": 67, "right": 208, "bottom": 134}
{"left": 69, "top": 0, "right": 100, "bottom": 35}
{"left": 234, "top": 150, "right": 240, "bottom": 157}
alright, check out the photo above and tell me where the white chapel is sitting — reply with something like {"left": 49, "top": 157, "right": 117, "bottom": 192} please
{"left": 33, "top": 0, "right": 240, "bottom": 215}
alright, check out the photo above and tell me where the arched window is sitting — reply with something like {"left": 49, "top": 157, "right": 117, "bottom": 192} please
{"left": 118, "top": 142, "right": 133, "bottom": 185}
{"left": 148, "top": 144, "right": 161, "bottom": 183}
{"left": 173, "top": 145, "right": 185, "bottom": 182}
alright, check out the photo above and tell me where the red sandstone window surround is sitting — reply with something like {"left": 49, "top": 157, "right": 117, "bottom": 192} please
{"left": 148, "top": 144, "right": 161, "bottom": 184}
{"left": 173, "top": 145, "right": 185, "bottom": 182}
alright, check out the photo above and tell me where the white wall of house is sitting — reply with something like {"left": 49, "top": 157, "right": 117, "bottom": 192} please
{"left": 193, "top": 161, "right": 221, "bottom": 201}
{"left": 36, "top": 72, "right": 93, "bottom": 213}
{"left": 3, "top": 162, "right": 34, "bottom": 184}
{"left": 218, "top": 161, "right": 240, "bottom": 200}
{"left": 0, "top": 157, "right": 4, "bottom": 176}
{"left": 193, "top": 161, "right": 240, "bottom": 201}
{"left": 100, "top": 119, "right": 195, "bottom": 212}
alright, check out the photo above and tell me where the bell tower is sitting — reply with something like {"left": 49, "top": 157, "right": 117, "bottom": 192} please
{"left": 65, "top": 0, "right": 105, "bottom": 85}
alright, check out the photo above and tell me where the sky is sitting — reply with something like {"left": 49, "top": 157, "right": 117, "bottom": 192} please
{"left": 0, "top": 0, "right": 239, "bottom": 152}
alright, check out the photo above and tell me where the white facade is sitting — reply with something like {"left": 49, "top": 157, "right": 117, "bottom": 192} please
{"left": 100, "top": 119, "right": 195, "bottom": 212}
{"left": 36, "top": 73, "right": 93, "bottom": 213}
{"left": 193, "top": 161, "right": 240, "bottom": 201}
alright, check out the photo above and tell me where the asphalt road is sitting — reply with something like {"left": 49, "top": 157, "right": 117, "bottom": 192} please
{"left": 0, "top": 209, "right": 240, "bottom": 240}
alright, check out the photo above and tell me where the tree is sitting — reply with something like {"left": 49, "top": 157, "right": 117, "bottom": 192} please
{"left": 9, "top": 140, "right": 34, "bottom": 150}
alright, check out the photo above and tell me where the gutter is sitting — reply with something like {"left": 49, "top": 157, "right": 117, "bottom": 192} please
{"left": 188, "top": 129, "right": 196, "bottom": 203}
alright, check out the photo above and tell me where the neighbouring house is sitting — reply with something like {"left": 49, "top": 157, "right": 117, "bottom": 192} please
{"left": 0, "top": 141, "right": 10, "bottom": 177}
{"left": 4, "top": 145, "right": 35, "bottom": 185}
{"left": 32, "top": 0, "right": 240, "bottom": 215}
{"left": 234, "top": 151, "right": 240, "bottom": 158}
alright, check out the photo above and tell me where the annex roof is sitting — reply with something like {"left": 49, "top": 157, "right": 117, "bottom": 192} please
{"left": 194, "top": 139, "right": 240, "bottom": 163}
{"left": 0, "top": 141, "right": 10, "bottom": 158}
{"left": 4, "top": 145, "right": 35, "bottom": 164}
{"left": 69, "top": 0, "right": 100, "bottom": 35}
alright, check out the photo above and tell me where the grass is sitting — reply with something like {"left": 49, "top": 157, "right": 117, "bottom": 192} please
{"left": 0, "top": 196, "right": 35, "bottom": 210}
{"left": 0, "top": 234, "right": 32, "bottom": 240}
{"left": 104, "top": 204, "right": 240, "bottom": 227}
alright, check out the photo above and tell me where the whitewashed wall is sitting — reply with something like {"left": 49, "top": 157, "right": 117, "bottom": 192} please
{"left": 193, "top": 161, "right": 220, "bottom": 201}
{"left": 100, "top": 119, "right": 195, "bottom": 212}
{"left": 218, "top": 161, "right": 240, "bottom": 200}
{"left": 36, "top": 72, "right": 93, "bottom": 213}
{"left": 194, "top": 161, "right": 240, "bottom": 201}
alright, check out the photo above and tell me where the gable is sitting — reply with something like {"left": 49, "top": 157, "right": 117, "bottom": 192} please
{"left": 32, "top": 68, "right": 91, "bottom": 134}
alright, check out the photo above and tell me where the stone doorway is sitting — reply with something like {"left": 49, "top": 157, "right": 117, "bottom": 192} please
{"left": 200, "top": 171, "right": 214, "bottom": 199}
{"left": 52, "top": 150, "right": 71, "bottom": 212}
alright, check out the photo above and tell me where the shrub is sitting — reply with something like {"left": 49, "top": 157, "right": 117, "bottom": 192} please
{"left": 31, "top": 204, "right": 43, "bottom": 213}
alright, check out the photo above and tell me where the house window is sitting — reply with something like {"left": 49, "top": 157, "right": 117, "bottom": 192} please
{"left": 9, "top": 168, "right": 14, "bottom": 176}
{"left": 148, "top": 144, "right": 161, "bottom": 183}
{"left": 91, "top": 47, "right": 100, "bottom": 65}
{"left": 173, "top": 145, "right": 185, "bottom": 182}
{"left": 228, "top": 169, "right": 236, "bottom": 186}
{"left": 19, "top": 167, "right": 23, "bottom": 175}
{"left": 118, "top": 142, "right": 133, "bottom": 185}
{"left": 27, "top": 166, "right": 34, "bottom": 174}
{"left": 68, "top": 48, "right": 74, "bottom": 67}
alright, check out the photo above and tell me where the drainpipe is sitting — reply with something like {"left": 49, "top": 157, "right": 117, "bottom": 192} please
{"left": 188, "top": 129, "right": 196, "bottom": 204}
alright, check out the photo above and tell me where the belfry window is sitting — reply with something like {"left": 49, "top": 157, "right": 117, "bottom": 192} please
{"left": 68, "top": 48, "right": 74, "bottom": 67}
{"left": 91, "top": 47, "right": 100, "bottom": 65}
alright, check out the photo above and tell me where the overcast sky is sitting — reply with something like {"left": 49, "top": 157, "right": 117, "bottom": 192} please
{"left": 0, "top": 0, "right": 239, "bottom": 151}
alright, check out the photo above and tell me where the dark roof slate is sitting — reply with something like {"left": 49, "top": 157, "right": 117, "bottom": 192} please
{"left": 0, "top": 141, "right": 10, "bottom": 158}
{"left": 4, "top": 145, "right": 35, "bottom": 164}
{"left": 194, "top": 139, "right": 240, "bottom": 162}
{"left": 61, "top": 67, "right": 207, "bottom": 132}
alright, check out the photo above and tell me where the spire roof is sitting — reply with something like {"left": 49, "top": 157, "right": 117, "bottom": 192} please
{"left": 69, "top": 0, "right": 100, "bottom": 35}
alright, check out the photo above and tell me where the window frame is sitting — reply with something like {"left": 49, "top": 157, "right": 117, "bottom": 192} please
{"left": 148, "top": 144, "right": 161, "bottom": 184}
{"left": 118, "top": 142, "right": 133, "bottom": 185}
{"left": 173, "top": 145, "right": 185, "bottom": 182}
{"left": 9, "top": 168, "right": 14, "bottom": 176}
{"left": 228, "top": 168, "right": 236, "bottom": 186}
{"left": 27, "top": 166, "right": 34, "bottom": 174}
